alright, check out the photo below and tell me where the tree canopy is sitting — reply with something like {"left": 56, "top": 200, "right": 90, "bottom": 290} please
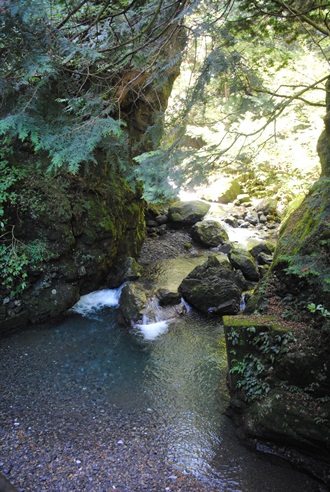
{"left": 0, "top": 0, "right": 188, "bottom": 172}
{"left": 135, "top": 0, "right": 330, "bottom": 199}
{"left": 1, "top": 0, "right": 330, "bottom": 198}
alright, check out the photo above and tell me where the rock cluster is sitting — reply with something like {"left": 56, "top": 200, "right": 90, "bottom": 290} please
{"left": 119, "top": 199, "right": 277, "bottom": 323}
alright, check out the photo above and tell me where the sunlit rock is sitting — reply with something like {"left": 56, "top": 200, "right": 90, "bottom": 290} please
{"left": 191, "top": 219, "right": 229, "bottom": 247}
{"left": 217, "top": 180, "right": 242, "bottom": 204}
{"left": 119, "top": 282, "right": 148, "bottom": 325}
{"left": 168, "top": 200, "right": 210, "bottom": 225}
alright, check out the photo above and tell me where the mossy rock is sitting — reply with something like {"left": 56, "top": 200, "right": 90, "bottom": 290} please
{"left": 191, "top": 219, "right": 229, "bottom": 247}
{"left": 268, "top": 177, "right": 330, "bottom": 306}
{"left": 119, "top": 282, "right": 148, "bottom": 325}
{"left": 228, "top": 247, "right": 260, "bottom": 282}
{"left": 244, "top": 389, "right": 330, "bottom": 468}
{"left": 217, "top": 180, "right": 242, "bottom": 204}
{"left": 168, "top": 200, "right": 211, "bottom": 225}
{"left": 179, "top": 255, "right": 243, "bottom": 314}
{"left": 223, "top": 315, "right": 292, "bottom": 390}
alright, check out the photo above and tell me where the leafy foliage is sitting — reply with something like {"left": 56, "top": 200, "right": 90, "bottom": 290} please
{"left": 0, "top": 0, "right": 188, "bottom": 175}
{"left": 136, "top": 0, "right": 330, "bottom": 199}
{"left": 1, "top": 0, "right": 330, "bottom": 201}
{"left": 228, "top": 326, "right": 293, "bottom": 402}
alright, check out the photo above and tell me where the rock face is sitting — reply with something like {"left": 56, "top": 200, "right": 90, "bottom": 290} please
{"left": 191, "top": 219, "right": 229, "bottom": 247}
{"left": 225, "top": 97, "right": 330, "bottom": 485}
{"left": 168, "top": 200, "right": 210, "bottom": 226}
{"left": 1, "top": 21, "right": 185, "bottom": 335}
{"left": 179, "top": 255, "right": 243, "bottom": 315}
{"left": 106, "top": 257, "right": 142, "bottom": 288}
{"left": 0, "top": 167, "right": 145, "bottom": 335}
{"left": 223, "top": 315, "right": 330, "bottom": 486}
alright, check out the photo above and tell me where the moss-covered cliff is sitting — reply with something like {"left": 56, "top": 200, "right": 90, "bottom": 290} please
{"left": 0, "top": 158, "right": 146, "bottom": 334}
{"left": 224, "top": 81, "right": 330, "bottom": 485}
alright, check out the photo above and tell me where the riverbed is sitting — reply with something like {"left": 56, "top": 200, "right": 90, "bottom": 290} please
{"left": 0, "top": 277, "right": 324, "bottom": 491}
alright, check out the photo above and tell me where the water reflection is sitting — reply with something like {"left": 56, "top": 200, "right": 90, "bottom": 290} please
{"left": 140, "top": 314, "right": 226, "bottom": 477}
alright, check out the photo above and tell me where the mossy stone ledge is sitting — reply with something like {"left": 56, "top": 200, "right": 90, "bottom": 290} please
{"left": 223, "top": 315, "right": 330, "bottom": 485}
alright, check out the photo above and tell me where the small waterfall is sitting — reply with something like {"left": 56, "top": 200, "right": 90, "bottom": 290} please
{"left": 71, "top": 286, "right": 124, "bottom": 316}
{"left": 240, "top": 293, "right": 250, "bottom": 312}
{"left": 135, "top": 295, "right": 177, "bottom": 341}
{"left": 135, "top": 320, "right": 171, "bottom": 341}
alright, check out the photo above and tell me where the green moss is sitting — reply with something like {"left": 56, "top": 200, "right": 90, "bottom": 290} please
{"left": 223, "top": 314, "right": 289, "bottom": 332}
{"left": 270, "top": 177, "right": 330, "bottom": 301}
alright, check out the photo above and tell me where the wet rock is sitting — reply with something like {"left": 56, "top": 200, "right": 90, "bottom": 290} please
{"left": 168, "top": 200, "right": 210, "bottom": 226}
{"left": 191, "top": 219, "right": 229, "bottom": 247}
{"left": 119, "top": 282, "right": 148, "bottom": 325}
{"left": 156, "top": 288, "right": 181, "bottom": 306}
{"left": 179, "top": 255, "right": 243, "bottom": 315}
{"left": 0, "top": 311, "right": 29, "bottom": 335}
{"left": 228, "top": 247, "right": 260, "bottom": 282}
{"left": 0, "top": 473, "right": 18, "bottom": 492}
{"left": 29, "top": 282, "right": 80, "bottom": 322}
{"left": 224, "top": 216, "right": 239, "bottom": 228}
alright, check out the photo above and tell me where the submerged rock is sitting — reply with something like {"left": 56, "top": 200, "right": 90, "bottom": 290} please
{"left": 178, "top": 255, "right": 243, "bottom": 315}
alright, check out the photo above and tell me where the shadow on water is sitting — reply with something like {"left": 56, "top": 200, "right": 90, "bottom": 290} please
{"left": 0, "top": 284, "right": 324, "bottom": 490}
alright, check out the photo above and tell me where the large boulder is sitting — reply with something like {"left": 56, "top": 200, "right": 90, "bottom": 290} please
{"left": 168, "top": 200, "right": 210, "bottom": 226}
{"left": 228, "top": 247, "right": 260, "bottom": 282}
{"left": 178, "top": 255, "right": 243, "bottom": 315}
{"left": 191, "top": 219, "right": 229, "bottom": 247}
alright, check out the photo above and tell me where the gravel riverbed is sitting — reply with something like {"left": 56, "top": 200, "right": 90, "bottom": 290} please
{"left": 0, "top": 399, "right": 222, "bottom": 491}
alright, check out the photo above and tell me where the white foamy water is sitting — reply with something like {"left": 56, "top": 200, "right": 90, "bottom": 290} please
{"left": 135, "top": 320, "right": 171, "bottom": 341}
{"left": 71, "top": 287, "right": 123, "bottom": 316}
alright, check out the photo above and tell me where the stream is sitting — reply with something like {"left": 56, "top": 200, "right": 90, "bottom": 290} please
{"left": 0, "top": 255, "right": 323, "bottom": 491}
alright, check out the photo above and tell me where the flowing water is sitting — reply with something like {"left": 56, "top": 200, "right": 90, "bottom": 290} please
{"left": 0, "top": 259, "right": 323, "bottom": 491}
